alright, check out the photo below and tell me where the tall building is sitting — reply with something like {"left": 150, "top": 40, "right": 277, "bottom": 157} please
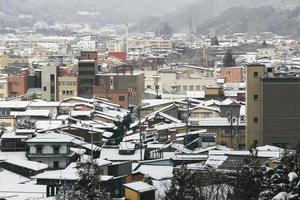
{"left": 246, "top": 64, "right": 300, "bottom": 149}
{"left": 78, "top": 51, "right": 97, "bottom": 98}
{"left": 41, "top": 65, "right": 58, "bottom": 101}
{"left": 58, "top": 68, "right": 78, "bottom": 101}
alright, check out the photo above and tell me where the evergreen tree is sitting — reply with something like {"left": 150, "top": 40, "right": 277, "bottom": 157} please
{"left": 165, "top": 164, "right": 202, "bottom": 200}
{"left": 223, "top": 49, "right": 236, "bottom": 67}
{"left": 211, "top": 36, "right": 219, "bottom": 46}
{"left": 56, "top": 162, "right": 111, "bottom": 200}
{"left": 229, "top": 165, "right": 263, "bottom": 200}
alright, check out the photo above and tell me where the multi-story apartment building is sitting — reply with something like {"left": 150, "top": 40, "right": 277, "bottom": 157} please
{"left": 246, "top": 64, "right": 300, "bottom": 149}
{"left": 41, "top": 65, "right": 58, "bottom": 101}
{"left": 158, "top": 70, "right": 217, "bottom": 94}
{"left": 78, "top": 51, "right": 97, "bottom": 98}
{"left": 127, "top": 39, "right": 173, "bottom": 51}
{"left": 58, "top": 68, "right": 78, "bottom": 101}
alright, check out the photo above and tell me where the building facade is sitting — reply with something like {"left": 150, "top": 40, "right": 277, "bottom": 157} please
{"left": 41, "top": 65, "right": 58, "bottom": 101}
{"left": 246, "top": 64, "right": 300, "bottom": 149}
{"left": 78, "top": 51, "right": 97, "bottom": 98}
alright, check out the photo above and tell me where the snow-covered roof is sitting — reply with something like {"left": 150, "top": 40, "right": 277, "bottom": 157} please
{"left": 134, "top": 165, "right": 173, "bottom": 180}
{"left": 72, "top": 138, "right": 101, "bottom": 151}
{"left": 124, "top": 181, "right": 156, "bottom": 192}
{"left": 26, "top": 132, "right": 74, "bottom": 143}
{"left": 35, "top": 120, "right": 63, "bottom": 130}
{"left": 1, "top": 132, "right": 29, "bottom": 139}
{"left": 0, "top": 169, "right": 46, "bottom": 199}
{"left": 3, "top": 159, "right": 48, "bottom": 171}
{"left": 70, "top": 110, "right": 91, "bottom": 117}
{"left": 10, "top": 109, "right": 51, "bottom": 117}
{"left": 119, "top": 142, "right": 135, "bottom": 151}
{"left": 94, "top": 159, "right": 113, "bottom": 167}
{"left": 153, "top": 122, "right": 186, "bottom": 131}
{"left": 100, "top": 147, "right": 145, "bottom": 161}
{"left": 205, "top": 155, "right": 228, "bottom": 168}
{"left": 0, "top": 101, "right": 31, "bottom": 108}
{"left": 28, "top": 101, "right": 61, "bottom": 107}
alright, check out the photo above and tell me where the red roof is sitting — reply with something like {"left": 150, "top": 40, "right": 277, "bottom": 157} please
{"left": 108, "top": 52, "right": 127, "bottom": 62}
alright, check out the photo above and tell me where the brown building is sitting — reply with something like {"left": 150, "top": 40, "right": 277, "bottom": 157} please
{"left": 93, "top": 87, "right": 129, "bottom": 109}
{"left": 93, "top": 73, "right": 145, "bottom": 107}
{"left": 8, "top": 68, "right": 29, "bottom": 97}
{"left": 220, "top": 66, "right": 244, "bottom": 83}
{"left": 78, "top": 51, "right": 98, "bottom": 98}
{"left": 246, "top": 64, "right": 300, "bottom": 149}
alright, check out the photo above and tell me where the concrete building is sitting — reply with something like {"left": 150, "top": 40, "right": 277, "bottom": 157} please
{"left": 246, "top": 64, "right": 300, "bottom": 149}
{"left": 41, "top": 65, "right": 58, "bottom": 101}
{"left": 159, "top": 70, "right": 217, "bottom": 94}
{"left": 77, "top": 40, "right": 96, "bottom": 51}
{"left": 78, "top": 51, "right": 97, "bottom": 98}
{"left": 93, "top": 72, "right": 145, "bottom": 107}
{"left": 58, "top": 68, "right": 78, "bottom": 101}
{"left": 220, "top": 66, "right": 244, "bottom": 83}
{"left": 7, "top": 68, "right": 29, "bottom": 97}
{"left": 0, "top": 77, "right": 8, "bottom": 99}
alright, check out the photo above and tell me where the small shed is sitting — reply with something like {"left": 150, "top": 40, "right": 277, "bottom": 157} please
{"left": 124, "top": 181, "right": 156, "bottom": 200}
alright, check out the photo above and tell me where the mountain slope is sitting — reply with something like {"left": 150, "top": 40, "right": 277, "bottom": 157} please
{"left": 0, "top": 0, "right": 197, "bottom": 28}
{"left": 197, "top": 6, "right": 300, "bottom": 35}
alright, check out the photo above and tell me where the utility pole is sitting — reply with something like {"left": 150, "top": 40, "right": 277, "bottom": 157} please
{"left": 229, "top": 111, "right": 233, "bottom": 149}
{"left": 137, "top": 106, "right": 143, "bottom": 161}
{"left": 185, "top": 98, "right": 191, "bottom": 147}
{"left": 90, "top": 125, "right": 94, "bottom": 162}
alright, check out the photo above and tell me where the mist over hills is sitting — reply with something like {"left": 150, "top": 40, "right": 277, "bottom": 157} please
{"left": 0, "top": 0, "right": 197, "bottom": 28}
{"left": 138, "top": 0, "right": 300, "bottom": 35}
{"left": 1, "top": 0, "right": 300, "bottom": 35}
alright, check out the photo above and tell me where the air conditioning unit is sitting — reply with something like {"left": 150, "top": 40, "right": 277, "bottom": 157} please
{"left": 128, "top": 88, "right": 133, "bottom": 92}
{"left": 132, "top": 92, "right": 136, "bottom": 96}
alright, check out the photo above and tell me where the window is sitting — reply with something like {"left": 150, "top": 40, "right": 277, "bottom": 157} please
{"left": 0, "top": 84, "right": 4, "bottom": 89}
{"left": 50, "top": 74, "right": 55, "bottom": 82}
{"left": 196, "top": 85, "right": 201, "bottom": 91}
{"left": 119, "top": 96, "right": 125, "bottom": 101}
{"left": 254, "top": 94, "right": 258, "bottom": 101}
{"left": 43, "top": 87, "right": 47, "bottom": 91}
{"left": 53, "top": 146, "right": 60, "bottom": 154}
{"left": 253, "top": 117, "right": 258, "bottom": 123}
{"left": 189, "top": 85, "right": 194, "bottom": 91}
{"left": 14, "top": 82, "right": 19, "bottom": 86}
{"left": 36, "top": 146, "right": 43, "bottom": 154}
{"left": 226, "top": 71, "right": 230, "bottom": 75}
{"left": 147, "top": 85, "right": 151, "bottom": 89}
{"left": 254, "top": 72, "right": 258, "bottom": 78}
{"left": 183, "top": 85, "right": 188, "bottom": 91}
